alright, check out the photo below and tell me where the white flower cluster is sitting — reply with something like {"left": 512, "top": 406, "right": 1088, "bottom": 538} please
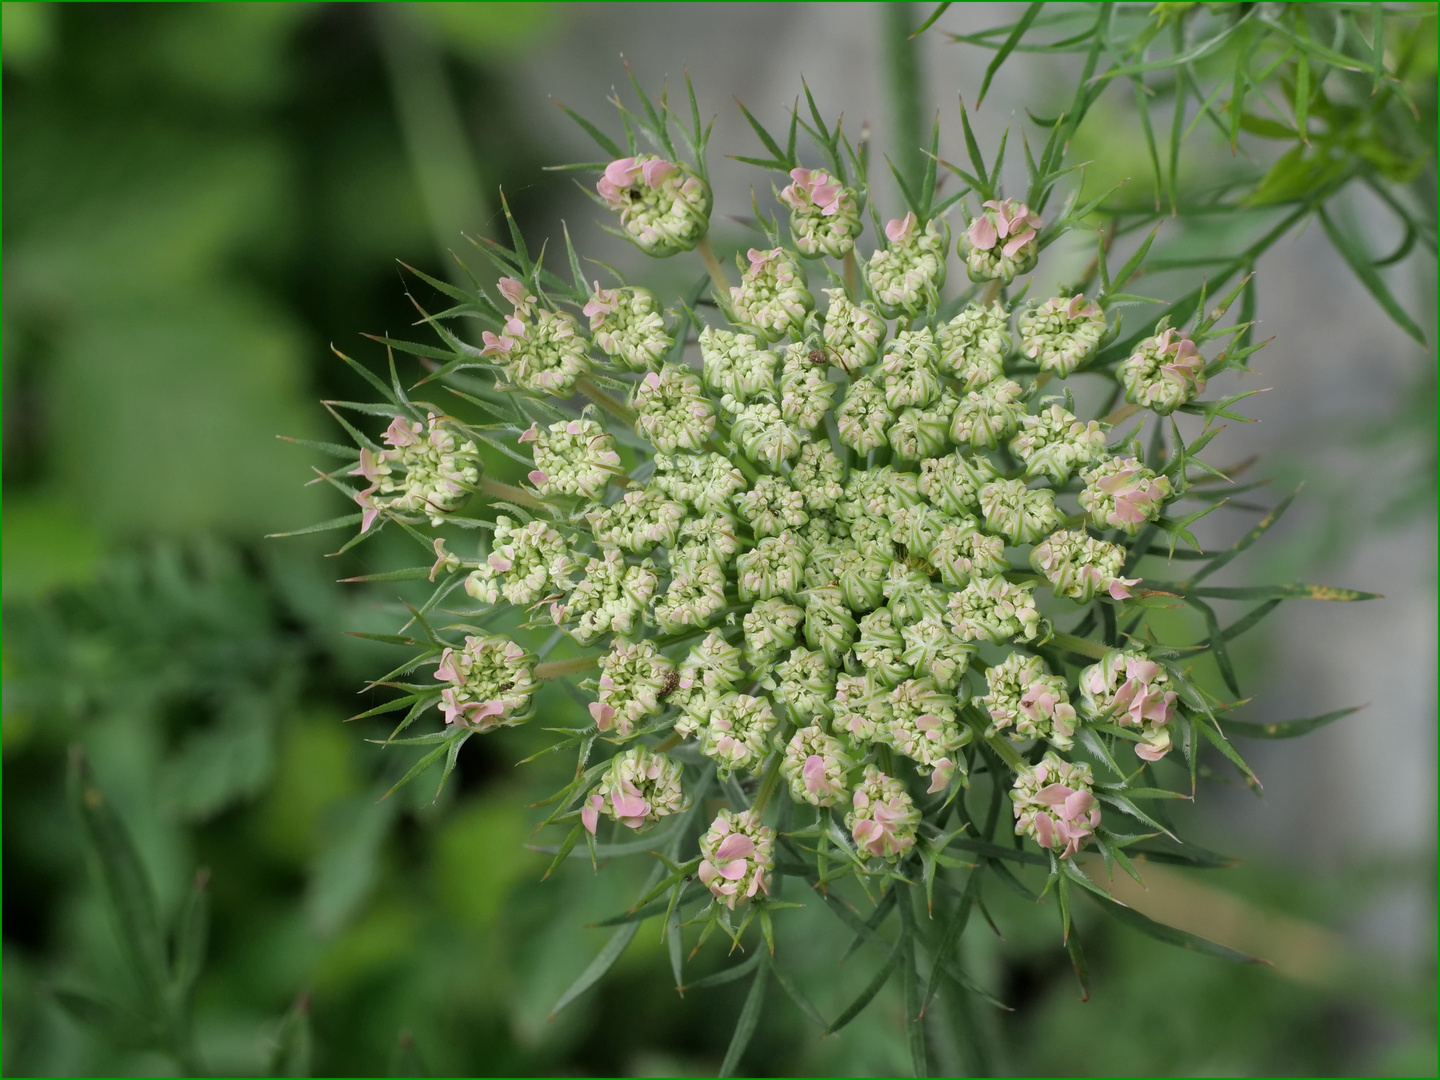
{"left": 331, "top": 108, "right": 1248, "bottom": 920}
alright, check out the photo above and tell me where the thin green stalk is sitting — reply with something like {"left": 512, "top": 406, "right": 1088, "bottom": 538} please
{"left": 883, "top": 2, "right": 927, "bottom": 190}
{"left": 576, "top": 375, "right": 637, "bottom": 425}
{"left": 534, "top": 654, "right": 600, "bottom": 680}
{"left": 696, "top": 236, "right": 731, "bottom": 293}
{"left": 479, "top": 476, "right": 549, "bottom": 511}
{"left": 378, "top": 7, "right": 490, "bottom": 300}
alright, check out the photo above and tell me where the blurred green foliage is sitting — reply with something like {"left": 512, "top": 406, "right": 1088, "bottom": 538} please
{"left": 3, "top": 4, "right": 1434, "bottom": 1078}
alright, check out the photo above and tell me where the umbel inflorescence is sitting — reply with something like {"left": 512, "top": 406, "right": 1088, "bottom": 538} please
{"left": 287, "top": 73, "right": 1372, "bottom": 1053}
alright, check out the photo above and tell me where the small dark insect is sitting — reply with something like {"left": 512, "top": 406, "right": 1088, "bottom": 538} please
{"left": 497, "top": 681, "right": 514, "bottom": 692}
{"left": 659, "top": 669, "right": 680, "bottom": 698}
{"left": 807, "top": 347, "right": 828, "bottom": 366}
{"left": 626, "top": 187, "right": 644, "bottom": 202}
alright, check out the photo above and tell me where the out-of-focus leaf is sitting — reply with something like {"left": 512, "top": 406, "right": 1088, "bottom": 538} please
{"left": 305, "top": 792, "right": 397, "bottom": 939}
{"left": 1224, "top": 705, "right": 1363, "bottom": 740}
{"left": 268, "top": 993, "right": 314, "bottom": 1079}
{"left": 67, "top": 748, "right": 168, "bottom": 1012}
{"left": 718, "top": 962, "right": 769, "bottom": 1078}
{"left": 1319, "top": 207, "right": 1427, "bottom": 344}
{"left": 1086, "top": 889, "right": 1269, "bottom": 964}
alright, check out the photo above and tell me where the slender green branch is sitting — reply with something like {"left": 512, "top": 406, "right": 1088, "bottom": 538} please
{"left": 696, "top": 236, "right": 731, "bottom": 293}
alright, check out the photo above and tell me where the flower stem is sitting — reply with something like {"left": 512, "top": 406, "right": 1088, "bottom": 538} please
{"left": 653, "top": 731, "right": 683, "bottom": 753}
{"left": 1050, "top": 631, "right": 1110, "bottom": 660}
{"left": 750, "top": 752, "right": 783, "bottom": 816}
{"left": 480, "top": 476, "right": 548, "bottom": 510}
{"left": 842, "top": 249, "right": 859, "bottom": 298}
{"left": 1101, "top": 401, "right": 1141, "bottom": 427}
{"left": 984, "top": 733, "right": 1026, "bottom": 770}
{"left": 696, "top": 236, "right": 730, "bottom": 293}
{"left": 576, "top": 375, "right": 637, "bottom": 425}
{"left": 534, "top": 654, "right": 600, "bottom": 680}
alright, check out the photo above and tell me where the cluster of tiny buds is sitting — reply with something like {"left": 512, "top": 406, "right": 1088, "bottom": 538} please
{"left": 339, "top": 131, "right": 1239, "bottom": 918}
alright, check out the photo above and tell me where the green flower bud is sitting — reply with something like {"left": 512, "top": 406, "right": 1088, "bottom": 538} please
{"left": 773, "top": 646, "right": 838, "bottom": 723}
{"left": 730, "top": 401, "right": 805, "bottom": 470}
{"left": 592, "top": 638, "right": 676, "bottom": 737}
{"left": 779, "top": 342, "right": 839, "bottom": 429}
{"left": 979, "top": 479, "right": 1064, "bottom": 544}
{"left": 524, "top": 418, "right": 621, "bottom": 501}
{"left": 1009, "top": 403, "right": 1107, "bottom": 484}
{"left": 789, "top": 440, "right": 846, "bottom": 512}
{"left": 651, "top": 452, "right": 748, "bottom": 514}
{"left": 889, "top": 392, "right": 958, "bottom": 460}
{"left": 700, "top": 326, "right": 777, "bottom": 402}
{"left": 820, "top": 288, "right": 886, "bottom": 374}
{"left": 951, "top": 379, "right": 1027, "bottom": 449}
{"left": 888, "top": 677, "right": 970, "bottom": 780}
{"left": 698, "top": 692, "right": 777, "bottom": 773}
{"left": 654, "top": 556, "right": 728, "bottom": 634}
{"left": 879, "top": 327, "right": 942, "bottom": 410}
{"left": 803, "top": 585, "right": 858, "bottom": 666}
{"left": 633, "top": 365, "right": 718, "bottom": 453}
{"left": 948, "top": 575, "right": 1043, "bottom": 643}
{"left": 557, "top": 547, "right": 658, "bottom": 645}
{"left": 918, "top": 452, "right": 1002, "bottom": 516}
{"left": 743, "top": 597, "right": 805, "bottom": 667}
{"left": 929, "top": 517, "right": 1009, "bottom": 587}
{"left": 866, "top": 213, "right": 949, "bottom": 318}
{"left": 587, "top": 487, "right": 685, "bottom": 552}
{"left": 835, "top": 376, "right": 894, "bottom": 455}
{"left": 729, "top": 248, "right": 813, "bottom": 342}
{"left": 734, "top": 475, "right": 808, "bottom": 538}
{"left": 1018, "top": 296, "right": 1107, "bottom": 377}
{"left": 899, "top": 614, "right": 976, "bottom": 692}
{"left": 853, "top": 607, "right": 912, "bottom": 686}
{"left": 584, "top": 284, "right": 673, "bottom": 371}
{"left": 937, "top": 302, "right": 1011, "bottom": 390}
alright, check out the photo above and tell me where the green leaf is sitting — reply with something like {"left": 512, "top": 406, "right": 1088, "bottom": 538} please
{"left": 339, "top": 567, "right": 433, "bottom": 584}
{"left": 1187, "top": 596, "right": 1241, "bottom": 698}
{"left": 268, "top": 994, "right": 314, "bottom": 1079}
{"left": 734, "top": 97, "right": 792, "bottom": 169}
{"left": 67, "top": 748, "right": 168, "bottom": 1013}
{"left": 1318, "top": 208, "right": 1426, "bottom": 344}
{"left": 1194, "top": 716, "right": 1260, "bottom": 788}
{"left": 921, "top": 867, "right": 982, "bottom": 1012}
{"left": 51, "top": 989, "right": 157, "bottom": 1049}
{"left": 170, "top": 869, "right": 211, "bottom": 1001}
{"left": 553, "top": 99, "right": 622, "bottom": 158}
{"left": 718, "top": 963, "right": 769, "bottom": 1078}
{"left": 1085, "top": 889, "right": 1269, "bottom": 964}
{"left": 902, "top": 937, "right": 927, "bottom": 1078}
{"left": 825, "top": 932, "right": 903, "bottom": 1034}
{"left": 912, "top": 2, "right": 952, "bottom": 37}
{"left": 1188, "top": 582, "right": 1381, "bottom": 602}
{"left": 978, "top": 1, "right": 1044, "bottom": 106}
{"left": 266, "top": 512, "right": 364, "bottom": 539}
{"left": 769, "top": 954, "right": 828, "bottom": 1029}
{"left": 550, "top": 919, "right": 642, "bottom": 1020}
{"left": 1224, "top": 705, "right": 1362, "bottom": 740}
{"left": 1064, "top": 917, "right": 1090, "bottom": 1001}
{"left": 1190, "top": 487, "right": 1301, "bottom": 584}
{"left": 682, "top": 948, "right": 763, "bottom": 992}
{"left": 1220, "top": 599, "right": 1282, "bottom": 641}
